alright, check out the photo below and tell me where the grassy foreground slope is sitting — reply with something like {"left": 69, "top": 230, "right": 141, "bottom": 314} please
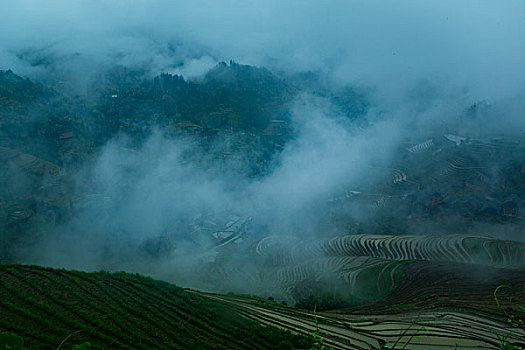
{"left": 0, "top": 265, "right": 310, "bottom": 350}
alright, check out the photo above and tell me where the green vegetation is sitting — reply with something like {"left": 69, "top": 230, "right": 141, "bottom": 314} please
{"left": 2, "top": 62, "right": 525, "bottom": 349}
{"left": 293, "top": 261, "right": 409, "bottom": 312}
{"left": 0, "top": 265, "right": 311, "bottom": 349}
{"left": 225, "top": 293, "right": 282, "bottom": 305}
{"left": 492, "top": 285, "right": 525, "bottom": 350}
{"left": 0, "top": 63, "right": 297, "bottom": 168}
{"left": 295, "top": 291, "right": 364, "bottom": 311}
{"left": 291, "top": 276, "right": 369, "bottom": 312}
{"left": 0, "top": 331, "right": 91, "bottom": 350}
{"left": 0, "top": 332, "right": 25, "bottom": 349}
{"left": 309, "top": 306, "right": 333, "bottom": 350}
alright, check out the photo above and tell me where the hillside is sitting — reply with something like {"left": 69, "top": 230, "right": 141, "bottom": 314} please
{"left": 1, "top": 65, "right": 525, "bottom": 349}
{"left": 0, "top": 265, "right": 310, "bottom": 350}
{"left": 2, "top": 264, "right": 524, "bottom": 350}
{"left": 198, "top": 291, "right": 525, "bottom": 350}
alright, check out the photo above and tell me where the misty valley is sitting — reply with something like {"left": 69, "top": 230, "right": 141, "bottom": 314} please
{"left": 1, "top": 2, "right": 525, "bottom": 349}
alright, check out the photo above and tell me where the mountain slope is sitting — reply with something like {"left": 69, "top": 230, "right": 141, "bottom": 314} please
{"left": 0, "top": 265, "right": 310, "bottom": 350}
{"left": 200, "top": 292, "right": 525, "bottom": 350}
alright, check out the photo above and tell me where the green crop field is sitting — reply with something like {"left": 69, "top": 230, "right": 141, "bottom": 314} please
{"left": 0, "top": 265, "right": 311, "bottom": 350}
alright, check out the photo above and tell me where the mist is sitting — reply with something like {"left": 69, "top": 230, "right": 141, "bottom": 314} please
{"left": 16, "top": 95, "right": 395, "bottom": 271}
{"left": 2, "top": 1, "right": 524, "bottom": 97}
{"left": 1, "top": 1, "right": 525, "bottom": 295}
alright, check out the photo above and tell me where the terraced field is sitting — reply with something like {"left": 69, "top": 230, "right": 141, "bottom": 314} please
{"left": 0, "top": 265, "right": 310, "bottom": 350}
{"left": 256, "top": 234, "right": 525, "bottom": 268}
{"left": 201, "top": 292, "right": 525, "bottom": 350}
{"left": 197, "top": 254, "right": 525, "bottom": 349}
{"left": 197, "top": 234, "right": 524, "bottom": 349}
{"left": 224, "top": 234, "right": 521, "bottom": 302}
{"left": 3, "top": 263, "right": 523, "bottom": 350}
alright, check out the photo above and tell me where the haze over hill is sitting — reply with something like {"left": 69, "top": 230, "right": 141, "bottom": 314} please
{"left": 1, "top": 1, "right": 524, "bottom": 303}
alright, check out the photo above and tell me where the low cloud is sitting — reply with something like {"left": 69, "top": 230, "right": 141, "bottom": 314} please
{"left": 1, "top": 1, "right": 524, "bottom": 101}
{"left": 2, "top": 1, "right": 524, "bottom": 293}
